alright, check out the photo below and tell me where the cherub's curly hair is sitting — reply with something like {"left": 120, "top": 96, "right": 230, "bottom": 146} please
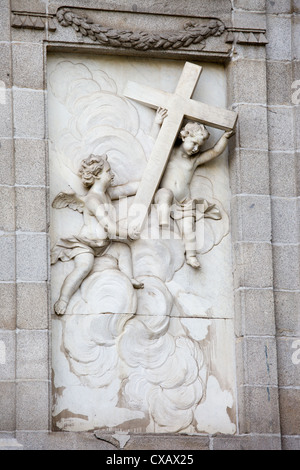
{"left": 179, "top": 122, "right": 210, "bottom": 141}
{"left": 78, "top": 154, "right": 107, "bottom": 188}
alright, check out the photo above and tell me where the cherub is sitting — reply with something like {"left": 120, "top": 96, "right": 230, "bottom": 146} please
{"left": 152, "top": 108, "right": 234, "bottom": 268}
{"left": 51, "top": 153, "right": 143, "bottom": 315}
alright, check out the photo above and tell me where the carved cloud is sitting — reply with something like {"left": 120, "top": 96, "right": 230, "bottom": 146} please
{"left": 48, "top": 60, "right": 148, "bottom": 191}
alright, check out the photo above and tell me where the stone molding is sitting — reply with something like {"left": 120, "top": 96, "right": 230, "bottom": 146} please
{"left": 56, "top": 7, "right": 226, "bottom": 52}
{"left": 226, "top": 28, "right": 268, "bottom": 45}
{"left": 10, "top": 7, "right": 268, "bottom": 50}
{"left": 11, "top": 11, "right": 56, "bottom": 31}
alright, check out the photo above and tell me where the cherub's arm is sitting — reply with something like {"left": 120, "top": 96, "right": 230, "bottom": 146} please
{"left": 150, "top": 107, "right": 168, "bottom": 139}
{"left": 195, "top": 130, "right": 234, "bottom": 167}
{"left": 87, "top": 195, "right": 137, "bottom": 240}
{"left": 84, "top": 196, "right": 122, "bottom": 238}
{"left": 108, "top": 181, "right": 139, "bottom": 200}
{"left": 97, "top": 208, "right": 141, "bottom": 241}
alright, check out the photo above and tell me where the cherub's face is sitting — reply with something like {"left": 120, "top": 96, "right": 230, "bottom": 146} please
{"left": 182, "top": 132, "right": 206, "bottom": 156}
{"left": 101, "top": 161, "right": 115, "bottom": 186}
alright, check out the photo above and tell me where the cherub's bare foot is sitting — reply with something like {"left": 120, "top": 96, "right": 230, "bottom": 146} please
{"left": 186, "top": 256, "right": 200, "bottom": 269}
{"left": 54, "top": 299, "right": 68, "bottom": 315}
{"left": 131, "top": 278, "right": 144, "bottom": 289}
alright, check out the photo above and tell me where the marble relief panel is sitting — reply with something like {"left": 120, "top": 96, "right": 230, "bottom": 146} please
{"left": 48, "top": 54, "right": 236, "bottom": 434}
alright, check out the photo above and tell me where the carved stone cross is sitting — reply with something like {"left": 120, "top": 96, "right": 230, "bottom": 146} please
{"left": 123, "top": 62, "right": 237, "bottom": 231}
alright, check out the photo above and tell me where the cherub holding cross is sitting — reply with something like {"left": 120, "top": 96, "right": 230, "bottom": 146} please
{"left": 152, "top": 108, "right": 234, "bottom": 267}
{"left": 124, "top": 61, "right": 237, "bottom": 268}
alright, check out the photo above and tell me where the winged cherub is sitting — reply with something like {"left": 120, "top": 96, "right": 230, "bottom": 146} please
{"left": 51, "top": 153, "right": 143, "bottom": 315}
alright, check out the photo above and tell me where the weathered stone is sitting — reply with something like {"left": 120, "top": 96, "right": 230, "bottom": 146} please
{"left": 0, "top": 235, "right": 15, "bottom": 281}
{"left": 294, "top": 0, "right": 300, "bottom": 13}
{"left": 270, "top": 152, "right": 297, "bottom": 197}
{"left": 237, "top": 336, "right": 278, "bottom": 385}
{"left": 17, "top": 283, "right": 48, "bottom": 330}
{"left": 233, "top": 242, "right": 273, "bottom": 288}
{"left": 231, "top": 195, "right": 272, "bottom": 242}
{"left": 16, "top": 430, "right": 123, "bottom": 450}
{"left": 236, "top": 105, "right": 268, "bottom": 150}
{"left": 282, "top": 436, "right": 300, "bottom": 450}
{"left": 0, "top": 331, "right": 15, "bottom": 381}
{"left": 11, "top": 0, "right": 46, "bottom": 13}
{"left": 16, "top": 381, "right": 49, "bottom": 431}
{"left": 0, "top": 0, "right": 11, "bottom": 41}
{"left": 292, "top": 16, "right": 300, "bottom": 60}
{"left": 0, "top": 186, "right": 15, "bottom": 232}
{"left": 49, "top": 0, "right": 232, "bottom": 18}
{"left": 0, "top": 383, "right": 16, "bottom": 432}
{"left": 0, "top": 283, "right": 16, "bottom": 330}
{"left": 213, "top": 434, "right": 281, "bottom": 450}
{"left": 271, "top": 197, "right": 299, "bottom": 244}
{"left": 267, "top": 61, "right": 293, "bottom": 106}
{"left": 294, "top": 105, "right": 300, "bottom": 152}
{"left": 15, "top": 139, "right": 47, "bottom": 186}
{"left": 266, "top": 0, "right": 293, "bottom": 13}
{"left": 13, "top": 89, "right": 45, "bottom": 139}
{"left": 275, "top": 291, "right": 300, "bottom": 337}
{"left": 273, "top": 244, "right": 300, "bottom": 290}
{"left": 0, "top": 90, "right": 13, "bottom": 138}
{"left": 234, "top": 288, "right": 275, "bottom": 336}
{"left": 125, "top": 434, "right": 210, "bottom": 450}
{"left": 16, "top": 234, "right": 48, "bottom": 282}
{"left": 268, "top": 106, "right": 294, "bottom": 151}
{"left": 0, "top": 43, "right": 11, "bottom": 88}
{"left": 232, "top": 10, "right": 267, "bottom": 30}
{"left": 241, "top": 385, "right": 281, "bottom": 434}
{"left": 12, "top": 43, "right": 45, "bottom": 90}
{"left": 227, "top": 59, "right": 267, "bottom": 105}
{"left": 229, "top": 149, "right": 270, "bottom": 196}
{"left": 277, "top": 337, "right": 300, "bottom": 387}
{"left": 279, "top": 388, "right": 300, "bottom": 435}
{"left": 0, "top": 439, "right": 23, "bottom": 450}
{"left": 11, "top": 24, "right": 46, "bottom": 43}
{"left": 16, "top": 330, "right": 48, "bottom": 380}
{"left": 266, "top": 15, "right": 292, "bottom": 60}
{"left": 0, "top": 139, "right": 14, "bottom": 186}
{"left": 233, "top": 0, "right": 266, "bottom": 11}
{"left": 16, "top": 187, "right": 47, "bottom": 232}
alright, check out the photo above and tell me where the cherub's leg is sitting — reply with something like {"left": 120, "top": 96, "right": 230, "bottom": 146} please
{"left": 107, "top": 242, "right": 144, "bottom": 289}
{"left": 54, "top": 253, "right": 94, "bottom": 315}
{"left": 179, "top": 215, "right": 200, "bottom": 269}
{"left": 154, "top": 188, "right": 173, "bottom": 227}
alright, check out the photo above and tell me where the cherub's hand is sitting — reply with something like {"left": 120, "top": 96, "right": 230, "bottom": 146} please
{"left": 224, "top": 129, "right": 235, "bottom": 139}
{"left": 128, "top": 225, "right": 141, "bottom": 241}
{"left": 155, "top": 107, "right": 168, "bottom": 125}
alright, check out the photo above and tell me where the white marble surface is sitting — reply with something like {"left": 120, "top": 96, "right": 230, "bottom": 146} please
{"left": 48, "top": 54, "right": 236, "bottom": 434}
{"left": 52, "top": 315, "right": 236, "bottom": 434}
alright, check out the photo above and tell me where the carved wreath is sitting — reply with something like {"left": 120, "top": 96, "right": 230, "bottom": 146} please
{"left": 57, "top": 8, "right": 225, "bottom": 51}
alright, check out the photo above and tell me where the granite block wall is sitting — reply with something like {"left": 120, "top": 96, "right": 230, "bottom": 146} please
{"left": 0, "top": 0, "right": 299, "bottom": 450}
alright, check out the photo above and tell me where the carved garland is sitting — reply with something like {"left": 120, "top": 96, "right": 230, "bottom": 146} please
{"left": 56, "top": 8, "right": 226, "bottom": 51}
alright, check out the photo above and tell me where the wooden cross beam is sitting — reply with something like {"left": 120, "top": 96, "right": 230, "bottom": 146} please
{"left": 123, "top": 62, "right": 237, "bottom": 231}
